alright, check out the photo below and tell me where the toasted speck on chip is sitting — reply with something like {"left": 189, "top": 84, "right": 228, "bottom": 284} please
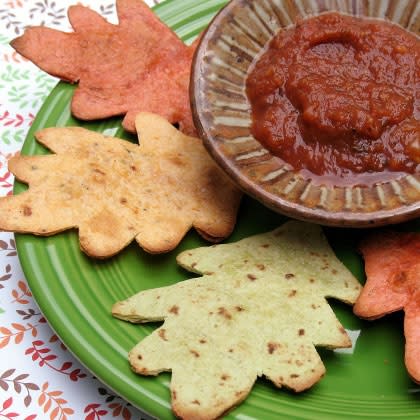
{"left": 10, "top": 0, "right": 198, "bottom": 135}
{"left": 112, "top": 221, "right": 362, "bottom": 420}
{"left": 0, "top": 112, "right": 241, "bottom": 257}
{"left": 354, "top": 230, "right": 420, "bottom": 384}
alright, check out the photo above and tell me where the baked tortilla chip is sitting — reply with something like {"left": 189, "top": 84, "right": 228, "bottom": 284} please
{"left": 113, "top": 221, "right": 362, "bottom": 420}
{"left": 354, "top": 231, "right": 420, "bottom": 383}
{"left": 11, "top": 0, "right": 197, "bottom": 135}
{"left": 0, "top": 112, "right": 241, "bottom": 257}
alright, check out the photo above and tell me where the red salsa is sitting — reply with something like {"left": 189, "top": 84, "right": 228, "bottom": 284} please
{"left": 246, "top": 12, "right": 419, "bottom": 185}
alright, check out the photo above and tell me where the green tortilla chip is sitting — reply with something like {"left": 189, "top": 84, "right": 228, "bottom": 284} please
{"left": 113, "top": 220, "right": 362, "bottom": 419}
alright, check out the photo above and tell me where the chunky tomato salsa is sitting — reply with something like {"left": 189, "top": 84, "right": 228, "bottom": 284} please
{"left": 246, "top": 12, "right": 419, "bottom": 184}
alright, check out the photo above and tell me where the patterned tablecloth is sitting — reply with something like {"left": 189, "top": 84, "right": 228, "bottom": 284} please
{"left": 0, "top": 1, "right": 161, "bottom": 419}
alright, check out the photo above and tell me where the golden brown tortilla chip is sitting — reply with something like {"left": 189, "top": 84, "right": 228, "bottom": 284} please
{"left": 11, "top": 0, "right": 197, "bottom": 135}
{"left": 354, "top": 231, "right": 420, "bottom": 383}
{"left": 0, "top": 113, "right": 241, "bottom": 257}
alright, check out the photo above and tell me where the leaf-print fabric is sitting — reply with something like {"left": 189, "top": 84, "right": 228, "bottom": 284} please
{"left": 0, "top": 1, "right": 161, "bottom": 418}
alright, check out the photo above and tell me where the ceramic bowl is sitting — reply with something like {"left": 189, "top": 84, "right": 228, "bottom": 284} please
{"left": 190, "top": 0, "right": 420, "bottom": 227}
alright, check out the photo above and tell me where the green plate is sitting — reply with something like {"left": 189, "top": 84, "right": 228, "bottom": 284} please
{"left": 14, "top": 0, "right": 420, "bottom": 419}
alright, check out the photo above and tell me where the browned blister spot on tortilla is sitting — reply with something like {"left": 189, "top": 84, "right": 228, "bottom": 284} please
{"left": 158, "top": 329, "right": 168, "bottom": 341}
{"left": 217, "top": 307, "right": 232, "bottom": 320}
{"left": 190, "top": 350, "right": 200, "bottom": 358}
{"left": 169, "top": 305, "right": 179, "bottom": 315}
{"left": 23, "top": 206, "right": 32, "bottom": 216}
{"left": 267, "top": 342, "right": 282, "bottom": 354}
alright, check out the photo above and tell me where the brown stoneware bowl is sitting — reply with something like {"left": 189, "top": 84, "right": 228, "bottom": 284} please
{"left": 190, "top": 0, "right": 420, "bottom": 228}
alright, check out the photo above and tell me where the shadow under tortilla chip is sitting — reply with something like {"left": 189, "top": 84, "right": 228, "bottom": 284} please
{"left": 354, "top": 231, "right": 420, "bottom": 384}
{"left": 0, "top": 113, "right": 241, "bottom": 257}
{"left": 11, "top": 0, "right": 197, "bottom": 135}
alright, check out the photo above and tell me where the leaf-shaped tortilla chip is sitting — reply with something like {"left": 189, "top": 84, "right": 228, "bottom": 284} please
{"left": 10, "top": 0, "right": 197, "bottom": 135}
{"left": 354, "top": 231, "right": 420, "bottom": 383}
{"left": 113, "top": 221, "right": 362, "bottom": 420}
{"left": 0, "top": 112, "right": 241, "bottom": 257}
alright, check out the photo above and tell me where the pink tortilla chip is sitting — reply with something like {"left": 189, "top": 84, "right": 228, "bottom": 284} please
{"left": 354, "top": 231, "right": 420, "bottom": 383}
{"left": 11, "top": 0, "right": 197, "bottom": 135}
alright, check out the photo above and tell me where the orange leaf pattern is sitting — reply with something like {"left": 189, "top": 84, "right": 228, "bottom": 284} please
{"left": 0, "top": 0, "right": 160, "bottom": 418}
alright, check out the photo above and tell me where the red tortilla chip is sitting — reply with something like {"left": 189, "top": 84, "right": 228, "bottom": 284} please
{"left": 10, "top": 0, "right": 197, "bottom": 135}
{"left": 354, "top": 231, "right": 420, "bottom": 383}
